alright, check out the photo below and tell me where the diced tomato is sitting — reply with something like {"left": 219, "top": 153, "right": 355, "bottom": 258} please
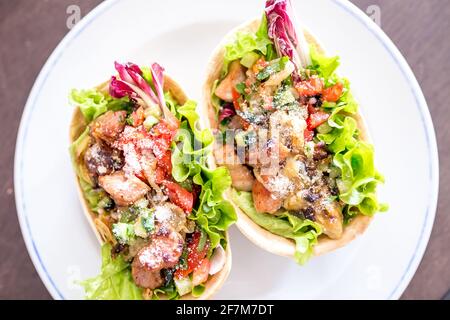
{"left": 174, "top": 265, "right": 191, "bottom": 279}
{"left": 150, "top": 121, "right": 177, "bottom": 160}
{"left": 154, "top": 167, "right": 165, "bottom": 185}
{"left": 232, "top": 100, "right": 240, "bottom": 111}
{"left": 163, "top": 180, "right": 194, "bottom": 213}
{"left": 322, "top": 82, "right": 344, "bottom": 102}
{"left": 152, "top": 138, "right": 171, "bottom": 160}
{"left": 307, "top": 111, "right": 330, "bottom": 130}
{"left": 129, "top": 107, "right": 145, "bottom": 127}
{"left": 231, "top": 88, "right": 241, "bottom": 111}
{"left": 152, "top": 120, "right": 176, "bottom": 137}
{"left": 159, "top": 151, "right": 172, "bottom": 174}
{"left": 308, "top": 104, "right": 317, "bottom": 115}
{"left": 295, "top": 77, "right": 324, "bottom": 96}
{"left": 192, "top": 258, "right": 210, "bottom": 286}
{"left": 175, "top": 232, "right": 209, "bottom": 279}
{"left": 252, "top": 58, "right": 269, "bottom": 74}
{"left": 239, "top": 117, "right": 250, "bottom": 130}
{"left": 154, "top": 150, "right": 172, "bottom": 184}
{"left": 304, "top": 129, "right": 314, "bottom": 142}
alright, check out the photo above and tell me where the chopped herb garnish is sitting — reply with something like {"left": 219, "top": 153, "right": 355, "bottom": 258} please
{"left": 235, "top": 82, "right": 247, "bottom": 95}
{"left": 256, "top": 56, "right": 289, "bottom": 81}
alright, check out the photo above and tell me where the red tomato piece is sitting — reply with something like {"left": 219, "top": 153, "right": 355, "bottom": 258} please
{"left": 154, "top": 150, "right": 172, "bottom": 184}
{"left": 175, "top": 232, "right": 209, "bottom": 279}
{"left": 308, "top": 104, "right": 317, "bottom": 115}
{"left": 304, "top": 129, "right": 314, "bottom": 142}
{"left": 231, "top": 88, "right": 241, "bottom": 111}
{"left": 295, "top": 77, "right": 324, "bottom": 96}
{"left": 163, "top": 180, "right": 194, "bottom": 213}
{"left": 307, "top": 111, "right": 330, "bottom": 130}
{"left": 129, "top": 107, "right": 145, "bottom": 127}
{"left": 322, "top": 82, "right": 344, "bottom": 102}
{"left": 150, "top": 121, "right": 177, "bottom": 160}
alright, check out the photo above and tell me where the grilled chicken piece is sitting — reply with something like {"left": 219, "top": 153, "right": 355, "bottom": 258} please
{"left": 131, "top": 227, "right": 184, "bottom": 289}
{"left": 84, "top": 143, "right": 123, "bottom": 177}
{"left": 254, "top": 169, "right": 293, "bottom": 199}
{"left": 131, "top": 264, "right": 164, "bottom": 290}
{"left": 228, "top": 165, "right": 255, "bottom": 192}
{"left": 213, "top": 143, "right": 254, "bottom": 191}
{"left": 215, "top": 60, "right": 246, "bottom": 102}
{"left": 213, "top": 142, "right": 241, "bottom": 166}
{"left": 153, "top": 203, "right": 187, "bottom": 233}
{"left": 227, "top": 115, "right": 246, "bottom": 130}
{"left": 252, "top": 180, "right": 282, "bottom": 214}
{"left": 98, "top": 171, "right": 150, "bottom": 206}
{"left": 90, "top": 111, "right": 127, "bottom": 144}
{"left": 269, "top": 110, "right": 306, "bottom": 154}
{"left": 283, "top": 191, "right": 308, "bottom": 211}
{"left": 314, "top": 201, "right": 344, "bottom": 239}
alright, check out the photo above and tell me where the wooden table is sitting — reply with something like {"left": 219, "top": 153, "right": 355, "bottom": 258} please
{"left": 0, "top": 0, "right": 448, "bottom": 299}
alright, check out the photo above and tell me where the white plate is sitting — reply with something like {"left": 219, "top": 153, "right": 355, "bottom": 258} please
{"left": 15, "top": 0, "right": 439, "bottom": 300}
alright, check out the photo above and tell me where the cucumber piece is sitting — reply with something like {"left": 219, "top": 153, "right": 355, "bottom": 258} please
{"left": 174, "top": 277, "right": 193, "bottom": 296}
{"left": 240, "top": 52, "right": 260, "bottom": 68}
{"left": 317, "top": 122, "right": 333, "bottom": 134}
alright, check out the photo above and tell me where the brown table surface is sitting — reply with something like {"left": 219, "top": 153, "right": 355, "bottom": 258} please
{"left": 1, "top": 0, "right": 449, "bottom": 300}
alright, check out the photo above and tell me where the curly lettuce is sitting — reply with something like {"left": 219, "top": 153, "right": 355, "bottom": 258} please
{"left": 70, "top": 89, "right": 109, "bottom": 122}
{"left": 311, "top": 45, "right": 387, "bottom": 217}
{"left": 309, "top": 45, "right": 340, "bottom": 80}
{"left": 80, "top": 244, "right": 142, "bottom": 300}
{"left": 70, "top": 88, "right": 132, "bottom": 123}
{"left": 222, "top": 14, "right": 274, "bottom": 75}
{"left": 192, "top": 167, "right": 237, "bottom": 250}
{"left": 171, "top": 99, "right": 237, "bottom": 251}
{"left": 230, "top": 190, "right": 321, "bottom": 264}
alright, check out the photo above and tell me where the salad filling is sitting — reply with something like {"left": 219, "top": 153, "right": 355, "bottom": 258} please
{"left": 70, "top": 62, "right": 236, "bottom": 299}
{"left": 211, "top": 0, "right": 386, "bottom": 264}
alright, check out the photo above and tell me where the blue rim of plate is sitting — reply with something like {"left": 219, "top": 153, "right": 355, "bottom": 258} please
{"left": 14, "top": 0, "right": 439, "bottom": 300}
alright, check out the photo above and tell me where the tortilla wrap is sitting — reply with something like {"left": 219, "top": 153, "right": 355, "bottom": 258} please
{"left": 70, "top": 75, "right": 231, "bottom": 300}
{"left": 202, "top": 19, "right": 372, "bottom": 258}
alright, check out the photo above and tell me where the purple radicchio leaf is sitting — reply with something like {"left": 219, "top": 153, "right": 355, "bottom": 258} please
{"left": 150, "top": 63, "right": 178, "bottom": 128}
{"left": 219, "top": 103, "right": 236, "bottom": 122}
{"left": 109, "top": 76, "right": 134, "bottom": 98}
{"left": 265, "top": 0, "right": 311, "bottom": 72}
{"left": 124, "top": 63, "right": 158, "bottom": 102}
{"left": 109, "top": 61, "right": 179, "bottom": 128}
{"left": 110, "top": 61, "right": 159, "bottom": 105}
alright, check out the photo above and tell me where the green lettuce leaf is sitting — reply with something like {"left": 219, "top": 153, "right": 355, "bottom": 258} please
{"left": 152, "top": 282, "right": 179, "bottom": 300}
{"left": 187, "top": 166, "right": 237, "bottom": 250}
{"left": 222, "top": 14, "right": 273, "bottom": 75}
{"left": 309, "top": 45, "right": 340, "bottom": 79}
{"left": 230, "top": 190, "right": 321, "bottom": 264}
{"left": 309, "top": 45, "right": 386, "bottom": 218}
{"left": 176, "top": 100, "right": 214, "bottom": 146}
{"left": 70, "top": 89, "right": 108, "bottom": 122}
{"left": 169, "top": 98, "right": 237, "bottom": 253}
{"left": 70, "top": 88, "right": 132, "bottom": 123}
{"left": 171, "top": 100, "right": 214, "bottom": 183}
{"left": 333, "top": 141, "right": 387, "bottom": 215}
{"left": 80, "top": 244, "right": 143, "bottom": 300}
{"left": 210, "top": 80, "right": 222, "bottom": 113}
